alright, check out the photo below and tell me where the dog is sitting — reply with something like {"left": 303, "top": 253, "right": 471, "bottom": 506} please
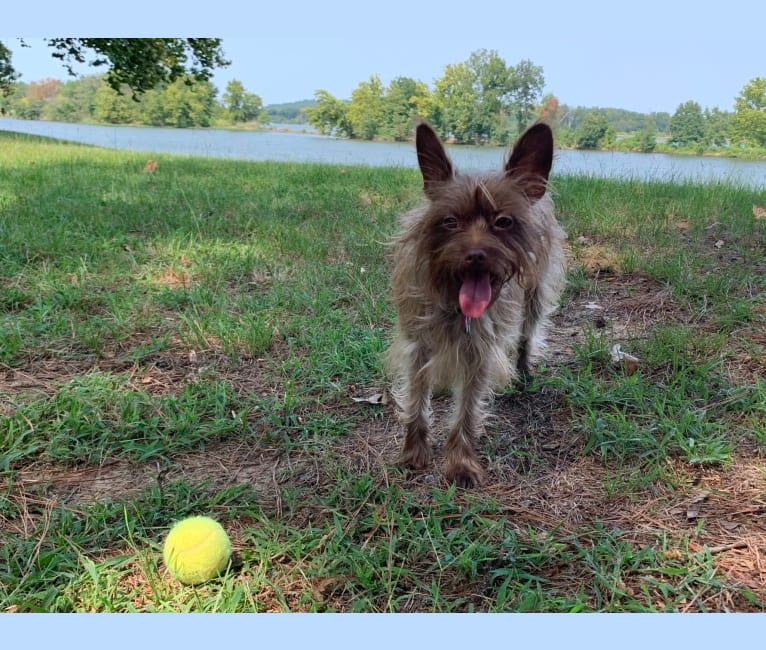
{"left": 385, "top": 121, "right": 566, "bottom": 488}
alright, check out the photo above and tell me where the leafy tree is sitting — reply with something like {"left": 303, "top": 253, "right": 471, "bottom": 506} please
{"left": 467, "top": 49, "right": 513, "bottom": 142}
{"left": 380, "top": 76, "right": 431, "bottom": 141}
{"left": 347, "top": 74, "right": 385, "bottom": 139}
{"left": 93, "top": 83, "right": 136, "bottom": 124}
{"left": 636, "top": 116, "right": 657, "bottom": 153}
{"left": 508, "top": 59, "right": 545, "bottom": 135}
{"left": 45, "top": 75, "right": 103, "bottom": 122}
{"left": 434, "top": 50, "right": 530, "bottom": 144}
{"left": 731, "top": 77, "right": 766, "bottom": 147}
{"left": 536, "top": 94, "right": 561, "bottom": 127}
{"left": 161, "top": 77, "right": 218, "bottom": 127}
{"left": 0, "top": 80, "right": 26, "bottom": 116}
{"left": 0, "top": 41, "right": 19, "bottom": 95}
{"left": 306, "top": 89, "right": 352, "bottom": 137}
{"left": 650, "top": 111, "right": 671, "bottom": 134}
{"left": 575, "top": 110, "right": 610, "bottom": 149}
{"left": 132, "top": 86, "right": 167, "bottom": 126}
{"left": 222, "top": 79, "right": 266, "bottom": 123}
{"left": 669, "top": 100, "right": 705, "bottom": 146}
{"left": 11, "top": 78, "right": 61, "bottom": 118}
{"left": 703, "top": 107, "right": 731, "bottom": 147}
{"left": 0, "top": 38, "right": 229, "bottom": 96}
{"left": 8, "top": 79, "right": 59, "bottom": 120}
{"left": 434, "top": 61, "right": 478, "bottom": 143}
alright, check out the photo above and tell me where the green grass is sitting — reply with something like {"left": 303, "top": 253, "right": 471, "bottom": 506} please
{"left": 1, "top": 130, "right": 765, "bottom": 612}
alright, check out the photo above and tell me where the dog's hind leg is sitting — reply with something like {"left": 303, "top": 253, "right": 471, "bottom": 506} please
{"left": 516, "top": 287, "right": 543, "bottom": 378}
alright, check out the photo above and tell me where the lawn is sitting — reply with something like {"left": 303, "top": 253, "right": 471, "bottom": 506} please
{"left": 1, "top": 130, "right": 765, "bottom": 612}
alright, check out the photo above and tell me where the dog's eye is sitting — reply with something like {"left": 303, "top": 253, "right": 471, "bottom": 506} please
{"left": 494, "top": 215, "right": 515, "bottom": 229}
{"left": 442, "top": 215, "right": 460, "bottom": 230}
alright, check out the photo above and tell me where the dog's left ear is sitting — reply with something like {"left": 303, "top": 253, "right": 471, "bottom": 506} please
{"left": 504, "top": 123, "right": 553, "bottom": 200}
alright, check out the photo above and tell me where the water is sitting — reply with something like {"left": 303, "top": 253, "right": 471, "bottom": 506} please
{"left": 2, "top": 117, "right": 764, "bottom": 189}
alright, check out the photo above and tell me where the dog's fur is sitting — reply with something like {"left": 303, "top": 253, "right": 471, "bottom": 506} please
{"left": 385, "top": 122, "right": 566, "bottom": 488}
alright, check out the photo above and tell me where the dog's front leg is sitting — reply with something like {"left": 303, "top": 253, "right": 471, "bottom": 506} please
{"left": 444, "top": 370, "right": 489, "bottom": 488}
{"left": 400, "top": 343, "right": 433, "bottom": 470}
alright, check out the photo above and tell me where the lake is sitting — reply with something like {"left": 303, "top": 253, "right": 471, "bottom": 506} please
{"left": 1, "top": 117, "right": 765, "bottom": 189}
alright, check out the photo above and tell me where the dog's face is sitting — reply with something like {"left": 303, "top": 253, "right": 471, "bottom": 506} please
{"left": 413, "top": 123, "right": 553, "bottom": 317}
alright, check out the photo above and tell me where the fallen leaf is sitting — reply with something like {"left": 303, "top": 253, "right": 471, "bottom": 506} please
{"left": 714, "top": 240, "right": 725, "bottom": 249}
{"left": 686, "top": 491, "right": 710, "bottom": 520}
{"left": 753, "top": 204, "right": 766, "bottom": 220}
{"left": 686, "top": 506, "right": 702, "bottom": 520}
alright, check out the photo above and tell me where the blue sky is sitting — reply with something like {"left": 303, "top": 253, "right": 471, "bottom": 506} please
{"left": 4, "top": 1, "right": 763, "bottom": 114}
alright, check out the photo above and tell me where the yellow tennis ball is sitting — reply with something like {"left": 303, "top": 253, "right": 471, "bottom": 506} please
{"left": 162, "top": 516, "right": 231, "bottom": 585}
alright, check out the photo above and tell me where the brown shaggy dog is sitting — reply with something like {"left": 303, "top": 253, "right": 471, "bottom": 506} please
{"left": 385, "top": 122, "right": 566, "bottom": 488}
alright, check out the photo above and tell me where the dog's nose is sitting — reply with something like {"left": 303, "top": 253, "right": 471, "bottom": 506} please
{"left": 465, "top": 249, "right": 487, "bottom": 265}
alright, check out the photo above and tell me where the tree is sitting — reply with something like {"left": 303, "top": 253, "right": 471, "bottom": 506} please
{"left": 731, "top": 77, "right": 766, "bottom": 147}
{"left": 575, "top": 110, "right": 610, "bottom": 149}
{"left": 381, "top": 76, "right": 431, "bottom": 141}
{"left": 434, "top": 61, "right": 479, "bottom": 143}
{"left": 93, "top": 82, "right": 136, "bottom": 124}
{"left": 432, "top": 50, "right": 545, "bottom": 144}
{"left": 306, "top": 89, "right": 352, "bottom": 137}
{"left": 508, "top": 59, "right": 545, "bottom": 135}
{"left": 0, "top": 80, "right": 26, "bottom": 116}
{"left": 536, "top": 94, "right": 562, "bottom": 127}
{"left": 703, "top": 107, "right": 731, "bottom": 147}
{"left": 669, "top": 100, "right": 705, "bottom": 146}
{"left": 46, "top": 75, "right": 102, "bottom": 122}
{"left": 223, "top": 79, "right": 266, "bottom": 123}
{"left": 0, "top": 41, "right": 19, "bottom": 95}
{"left": 347, "top": 74, "right": 385, "bottom": 139}
{"left": 636, "top": 116, "right": 657, "bottom": 153}
{"left": 161, "top": 77, "right": 218, "bottom": 127}
{"left": 0, "top": 38, "right": 229, "bottom": 96}
{"left": 467, "top": 49, "right": 513, "bottom": 142}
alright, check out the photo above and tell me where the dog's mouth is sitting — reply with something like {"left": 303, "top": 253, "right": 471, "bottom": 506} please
{"left": 459, "top": 272, "right": 494, "bottom": 319}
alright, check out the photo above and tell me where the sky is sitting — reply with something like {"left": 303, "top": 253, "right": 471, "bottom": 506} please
{"left": 3, "top": 1, "right": 764, "bottom": 115}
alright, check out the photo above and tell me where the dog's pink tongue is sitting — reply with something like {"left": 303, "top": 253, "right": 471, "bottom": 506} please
{"left": 459, "top": 274, "right": 492, "bottom": 319}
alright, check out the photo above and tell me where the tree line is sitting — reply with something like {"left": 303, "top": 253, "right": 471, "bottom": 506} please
{"left": 303, "top": 49, "right": 765, "bottom": 156}
{"left": 0, "top": 74, "right": 268, "bottom": 128}
{"left": 306, "top": 50, "right": 546, "bottom": 145}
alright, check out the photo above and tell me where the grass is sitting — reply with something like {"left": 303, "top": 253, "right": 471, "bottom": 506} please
{"left": 1, "top": 130, "right": 765, "bottom": 612}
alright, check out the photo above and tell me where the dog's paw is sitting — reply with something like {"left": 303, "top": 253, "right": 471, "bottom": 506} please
{"left": 401, "top": 443, "right": 432, "bottom": 470}
{"left": 444, "top": 460, "right": 485, "bottom": 489}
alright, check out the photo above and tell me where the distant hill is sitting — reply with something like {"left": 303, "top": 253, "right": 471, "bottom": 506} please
{"left": 265, "top": 99, "right": 316, "bottom": 124}
{"left": 559, "top": 105, "right": 670, "bottom": 133}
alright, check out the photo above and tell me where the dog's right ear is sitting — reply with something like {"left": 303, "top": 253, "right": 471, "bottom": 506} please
{"left": 416, "top": 123, "right": 453, "bottom": 197}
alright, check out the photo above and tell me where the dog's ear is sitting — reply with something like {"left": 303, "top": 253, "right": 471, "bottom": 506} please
{"left": 504, "top": 123, "right": 553, "bottom": 200}
{"left": 416, "top": 122, "right": 453, "bottom": 197}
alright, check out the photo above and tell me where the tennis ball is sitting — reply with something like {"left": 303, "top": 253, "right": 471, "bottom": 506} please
{"left": 162, "top": 516, "right": 231, "bottom": 585}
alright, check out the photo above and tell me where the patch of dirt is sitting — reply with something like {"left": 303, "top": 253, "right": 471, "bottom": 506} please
{"left": 555, "top": 269, "right": 695, "bottom": 349}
